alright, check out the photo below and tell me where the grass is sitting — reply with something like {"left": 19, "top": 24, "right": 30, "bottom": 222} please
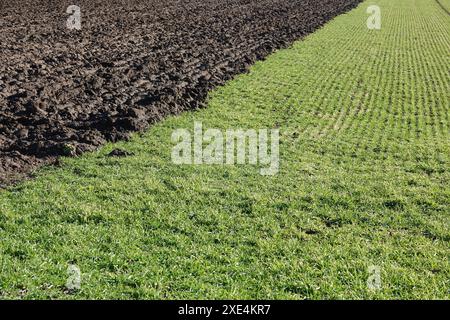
{"left": 0, "top": 0, "right": 449, "bottom": 299}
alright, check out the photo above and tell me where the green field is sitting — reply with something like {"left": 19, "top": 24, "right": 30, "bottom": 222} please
{"left": 0, "top": 0, "right": 449, "bottom": 299}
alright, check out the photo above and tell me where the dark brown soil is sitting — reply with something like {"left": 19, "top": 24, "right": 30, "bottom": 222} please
{"left": 0, "top": 0, "right": 362, "bottom": 187}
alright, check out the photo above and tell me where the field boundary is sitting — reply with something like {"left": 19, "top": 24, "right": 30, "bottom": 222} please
{"left": 0, "top": 0, "right": 364, "bottom": 187}
{"left": 435, "top": 0, "right": 450, "bottom": 15}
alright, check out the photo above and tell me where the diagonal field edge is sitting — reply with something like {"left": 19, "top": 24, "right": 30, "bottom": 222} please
{"left": 435, "top": 0, "right": 450, "bottom": 15}
{"left": 0, "top": 0, "right": 364, "bottom": 187}
{"left": 0, "top": 0, "right": 448, "bottom": 299}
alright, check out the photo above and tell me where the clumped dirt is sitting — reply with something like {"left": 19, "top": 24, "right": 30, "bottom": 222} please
{"left": 0, "top": 0, "right": 362, "bottom": 186}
